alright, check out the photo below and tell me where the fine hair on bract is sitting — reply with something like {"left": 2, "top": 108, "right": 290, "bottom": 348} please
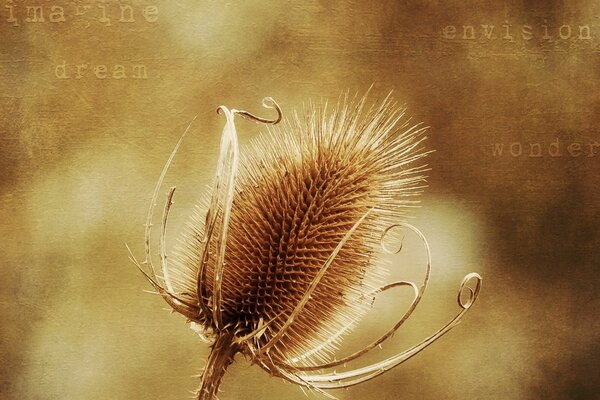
{"left": 127, "top": 91, "right": 482, "bottom": 400}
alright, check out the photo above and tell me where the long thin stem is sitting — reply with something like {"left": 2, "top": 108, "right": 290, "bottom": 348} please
{"left": 197, "top": 333, "right": 240, "bottom": 400}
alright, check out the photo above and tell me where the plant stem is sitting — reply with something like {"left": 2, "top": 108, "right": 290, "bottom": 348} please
{"left": 197, "top": 332, "right": 240, "bottom": 400}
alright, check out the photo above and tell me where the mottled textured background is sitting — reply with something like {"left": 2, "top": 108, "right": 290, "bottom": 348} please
{"left": 1, "top": 1, "right": 599, "bottom": 399}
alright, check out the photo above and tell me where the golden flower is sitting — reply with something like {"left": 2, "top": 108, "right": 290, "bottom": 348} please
{"left": 128, "top": 93, "right": 481, "bottom": 400}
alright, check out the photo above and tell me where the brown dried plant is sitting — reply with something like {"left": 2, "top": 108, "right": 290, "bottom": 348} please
{"left": 127, "top": 93, "right": 482, "bottom": 400}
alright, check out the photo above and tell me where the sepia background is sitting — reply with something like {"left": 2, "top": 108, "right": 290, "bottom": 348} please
{"left": 1, "top": 1, "right": 598, "bottom": 399}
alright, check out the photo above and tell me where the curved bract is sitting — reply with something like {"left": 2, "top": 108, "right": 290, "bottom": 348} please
{"left": 127, "top": 93, "right": 482, "bottom": 400}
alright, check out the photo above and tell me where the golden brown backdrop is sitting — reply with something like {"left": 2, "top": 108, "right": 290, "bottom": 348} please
{"left": 1, "top": 1, "right": 598, "bottom": 399}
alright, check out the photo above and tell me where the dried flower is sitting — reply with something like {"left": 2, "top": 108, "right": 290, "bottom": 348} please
{"left": 128, "top": 93, "right": 482, "bottom": 400}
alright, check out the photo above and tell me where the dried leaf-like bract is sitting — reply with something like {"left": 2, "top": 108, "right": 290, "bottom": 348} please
{"left": 128, "top": 93, "right": 482, "bottom": 400}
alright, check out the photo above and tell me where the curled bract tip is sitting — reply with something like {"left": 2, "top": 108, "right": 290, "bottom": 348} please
{"left": 458, "top": 272, "right": 482, "bottom": 309}
{"left": 380, "top": 224, "right": 405, "bottom": 254}
{"left": 216, "top": 97, "right": 282, "bottom": 125}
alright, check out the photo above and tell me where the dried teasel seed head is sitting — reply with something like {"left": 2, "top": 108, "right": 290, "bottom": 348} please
{"left": 171, "top": 93, "right": 428, "bottom": 357}
{"left": 129, "top": 92, "right": 482, "bottom": 400}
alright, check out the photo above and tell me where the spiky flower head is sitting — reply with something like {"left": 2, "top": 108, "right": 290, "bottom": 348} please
{"left": 128, "top": 92, "right": 481, "bottom": 400}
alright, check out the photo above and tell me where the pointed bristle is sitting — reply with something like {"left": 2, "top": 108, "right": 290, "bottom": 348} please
{"left": 172, "top": 94, "right": 428, "bottom": 365}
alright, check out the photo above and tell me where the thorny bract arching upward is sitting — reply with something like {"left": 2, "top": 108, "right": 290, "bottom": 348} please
{"left": 127, "top": 93, "right": 482, "bottom": 400}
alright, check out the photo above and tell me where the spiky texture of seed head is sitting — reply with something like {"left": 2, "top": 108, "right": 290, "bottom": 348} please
{"left": 170, "top": 94, "right": 429, "bottom": 366}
